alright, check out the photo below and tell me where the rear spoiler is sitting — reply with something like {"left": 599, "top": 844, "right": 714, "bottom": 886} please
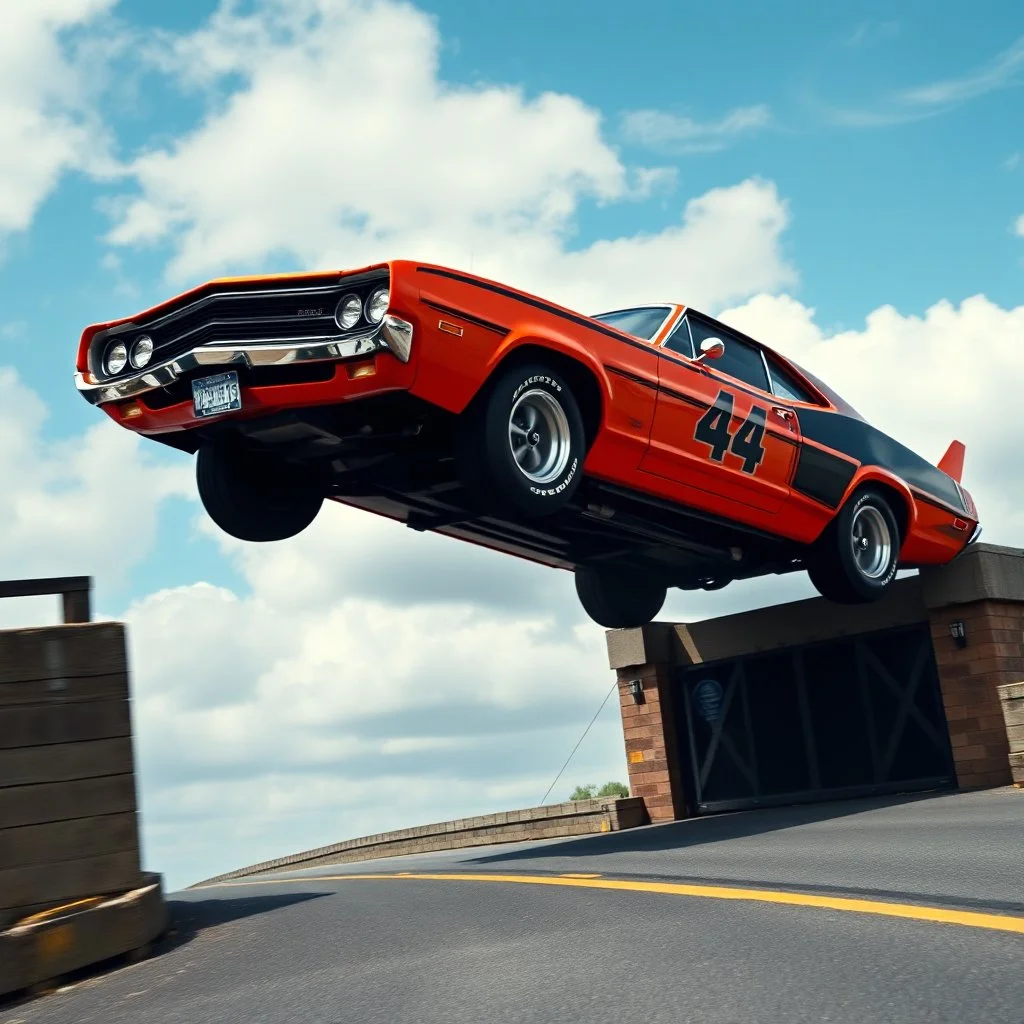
{"left": 937, "top": 440, "right": 965, "bottom": 483}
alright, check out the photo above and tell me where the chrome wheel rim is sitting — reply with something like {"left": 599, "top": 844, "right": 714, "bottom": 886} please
{"left": 851, "top": 504, "right": 892, "bottom": 580}
{"left": 508, "top": 389, "right": 571, "bottom": 485}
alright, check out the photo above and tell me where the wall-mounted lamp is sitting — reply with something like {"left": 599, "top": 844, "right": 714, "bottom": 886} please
{"left": 628, "top": 679, "right": 645, "bottom": 705}
{"left": 949, "top": 620, "right": 967, "bottom": 649}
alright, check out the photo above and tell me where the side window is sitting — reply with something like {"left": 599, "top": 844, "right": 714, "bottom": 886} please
{"left": 663, "top": 317, "right": 695, "bottom": 358}
{"left": 592, "top": 307, "right": 671, "bottom": 341}
{"left": 689, "top": 317, "right": 769, "bottom": 392}
{"left": 767, "top": 362, "right": 817, "bottom": 404}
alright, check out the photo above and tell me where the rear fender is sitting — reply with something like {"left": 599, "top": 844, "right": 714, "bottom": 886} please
{"left": 844, "top": 466, "right": 917, "bottom": 548}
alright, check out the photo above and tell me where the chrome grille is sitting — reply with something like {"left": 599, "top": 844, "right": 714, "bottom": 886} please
{"left": 90, "top": 272, "right": 388, "bottom": 381}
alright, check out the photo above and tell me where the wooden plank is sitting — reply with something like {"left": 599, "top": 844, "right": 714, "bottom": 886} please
{"left": 0, "top": 738, "right": 134, "bottom": 788}
{"left": 0, "top": 672, "right": 127, "bottom": 708}
{"left": 0, "top": 624, "right": 127, "bottom": 685}
{"left": 0, "top": 577, "right": 89, "bottom": 600}
{"left": 0, "top": 812, "right": 139, "bottom": 871}
{"left": 0, "top": 775, "right": 136, "bottom": 829}
{"left": 0, "top": 874, "right": 167, "bottom": 996}
{"left": 0, "top": 850, "right": 141, "bottom": 913}
{"left": 0, "top": 699, "right": 131, "bottom": 750}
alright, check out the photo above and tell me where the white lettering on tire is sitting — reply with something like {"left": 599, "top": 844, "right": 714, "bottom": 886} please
{"left": 529, "top": 457, "right": 578, "bottom": 496}
{"left": 512, "top": 374, "right": 562, "bottom": 402}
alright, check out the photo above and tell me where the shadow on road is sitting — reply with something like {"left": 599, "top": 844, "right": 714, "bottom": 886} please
{"left": 157, "top": 890, "right": 332, "bottom": 955}
{"left": 0, "top": 892, "right": 334, "bottom": 1012}
{"left": 467, "top": 790, "right": 958, "bottom": 867}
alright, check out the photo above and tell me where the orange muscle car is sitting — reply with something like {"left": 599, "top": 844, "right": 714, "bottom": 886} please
{"left": 75, "top": 260, "right": 981, "bottom": 628}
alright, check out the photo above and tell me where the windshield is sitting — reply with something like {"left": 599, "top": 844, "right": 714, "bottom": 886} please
{"left": 591, "top": 306, "right": 671, "bottom": 341}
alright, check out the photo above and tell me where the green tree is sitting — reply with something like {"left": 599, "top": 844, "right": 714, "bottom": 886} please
{"left": 569, "top": 781, "right": 629, "bottom": 801}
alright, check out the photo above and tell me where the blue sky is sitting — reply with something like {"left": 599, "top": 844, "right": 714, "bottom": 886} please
{"left": 8, "top": 2, "right": 1022, "bottom": 411}
{"left": 1, "top": 0, "right": 1022, "bottom": 887}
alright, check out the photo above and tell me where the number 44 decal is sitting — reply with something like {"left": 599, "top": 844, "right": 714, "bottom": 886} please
{"left": 694, "top": 390, "right": 766, "bottom": 474}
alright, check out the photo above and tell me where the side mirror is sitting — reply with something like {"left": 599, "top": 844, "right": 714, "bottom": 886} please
{"left": 694, "top": 337, "right": 725, "bottom": 364}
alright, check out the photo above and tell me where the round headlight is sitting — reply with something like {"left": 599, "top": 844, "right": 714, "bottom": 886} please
{"left": 365, "top": 287, "right": 390, "bottom": 324}
{"left": 105, "top": 341, "right": 128, "bottom": 375}
{"left": 130, "top": 334, "right": 154, "bottom": 369}
{"left": 334, "top": 294, "right": 362, "bottom": 330}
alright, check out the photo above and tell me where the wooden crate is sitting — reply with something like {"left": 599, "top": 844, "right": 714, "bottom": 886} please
{"left": 997, "top": 682, "right": 1024, "bottom": 786}
{"left": 0, "top": 624, "right": 143, "bottom": 928}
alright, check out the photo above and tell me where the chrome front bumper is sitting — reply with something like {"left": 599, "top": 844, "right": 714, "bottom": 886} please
{"left": 74, "top": 314, "right": 414, "bottom": 407}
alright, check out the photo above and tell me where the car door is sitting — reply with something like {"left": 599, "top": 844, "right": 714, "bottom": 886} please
{"left": 638, "top": 314, "right": 800, "bottom": 515}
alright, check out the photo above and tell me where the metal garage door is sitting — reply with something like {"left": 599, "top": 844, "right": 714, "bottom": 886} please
{"left": 675, "top": 622, "right": 956, "bottom": 814}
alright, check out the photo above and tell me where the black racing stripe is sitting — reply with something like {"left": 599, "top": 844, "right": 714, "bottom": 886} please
{"left": 797, "top": 409, "right": 966, "bottom": 513}
{"left": 416, "top": 266, "right": 656, "bottom": 355}
{"left": 911, "top": 488, "right": 967, "bottom": 518}
{"left": 604, "top": 365, "right": 658, "bottom": 390}
{"left": 660, "top": 384, "right": 705, "bottom": 409}
{"left": 792, "top": 444, "right": 859, "bottom": 508}
{"left": 421, "top": 298, "right": 510, "bottom": 336}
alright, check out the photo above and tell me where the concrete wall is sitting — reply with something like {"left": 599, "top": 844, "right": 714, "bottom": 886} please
{"left": 195, "top": 797, "right": 649, "bottom": 886}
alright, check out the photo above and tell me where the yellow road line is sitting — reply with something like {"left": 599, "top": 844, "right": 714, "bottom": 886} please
{"left": 195, "top": 871, "right": 1024, "bottom": 935}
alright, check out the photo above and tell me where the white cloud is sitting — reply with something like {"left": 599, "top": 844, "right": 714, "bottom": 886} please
{"left": 0, "top": 367, "right": 192, "bottom": 619}
{"left": 718, "top": 292, "right": 1024, "bottom": 539}
{"left": 1014, "top": 213, "right": 1024, "bottom": 237}
{"left": 123, "top": 491, "right": 829, "bottom": 889}
{"left": 103, "top": 0, "right": 795, "bottom": 315}
{"left": 897, "top": 35, "right": 1024, "bottom": 107}
{"left": 0, "top": 0, "right": 118, "bottom": 238}
{"left": 621, "top": 104, "right": 771, "bottom": 153}
{"left": 818, "top": 35, "right": 1024, "bottom": 127}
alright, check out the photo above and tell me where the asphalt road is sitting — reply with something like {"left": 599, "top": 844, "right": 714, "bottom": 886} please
{"left": 6, "top": 789, "right": 1024, "bottom": 1024}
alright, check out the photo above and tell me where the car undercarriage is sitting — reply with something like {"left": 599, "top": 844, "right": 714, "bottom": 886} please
{"left": 160, "top": 390, "right": 807, "bottom": 597}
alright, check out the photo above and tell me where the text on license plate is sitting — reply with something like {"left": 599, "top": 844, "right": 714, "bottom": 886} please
{"left": 192, "top": 372, "right": 242, "bottom": 418}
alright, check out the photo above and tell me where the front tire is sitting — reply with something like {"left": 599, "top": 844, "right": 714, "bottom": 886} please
{"left": 575, "top": 568, "right": 667, "bottom": 629}
{"left": 455, "top": 362, "right": 586, "bottom": 519}
{"left": 196, "top": 444, "right": 323, "bottom": 542}
{"left": 807, "top": 487, "right": 901, "bottom": 604}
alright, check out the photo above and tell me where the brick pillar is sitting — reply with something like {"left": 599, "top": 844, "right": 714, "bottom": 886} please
{"left": 607, "top": 624, "right": 688, "bottom": 823}
{"left": 928, "top": 599, "right": 1022, "bottom": 789}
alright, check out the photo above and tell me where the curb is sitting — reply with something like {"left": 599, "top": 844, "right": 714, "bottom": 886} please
{"left": 0, "top": 872, "right": 168, "bottom": 1000}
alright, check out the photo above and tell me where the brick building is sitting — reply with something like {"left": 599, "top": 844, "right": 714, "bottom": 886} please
{"left": 607, "top": 543, "right": 1023, "bottom": 822}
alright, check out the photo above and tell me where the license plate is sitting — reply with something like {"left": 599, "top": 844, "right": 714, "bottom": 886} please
{"left": 192, "top": 371, "right": 242, "bottom": 419}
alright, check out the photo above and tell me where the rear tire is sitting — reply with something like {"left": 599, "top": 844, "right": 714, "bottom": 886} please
{"left": 806, "top": 487, "right": 901, "bottom": 604}
{"left": 196, "top": 444, "right": 323, "bottom": 542}
{"left": 455, "top": 362, "right": 586, "bottom": 519}
{"left": 575, "top": 568, "right": 667, "bottom": 629}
